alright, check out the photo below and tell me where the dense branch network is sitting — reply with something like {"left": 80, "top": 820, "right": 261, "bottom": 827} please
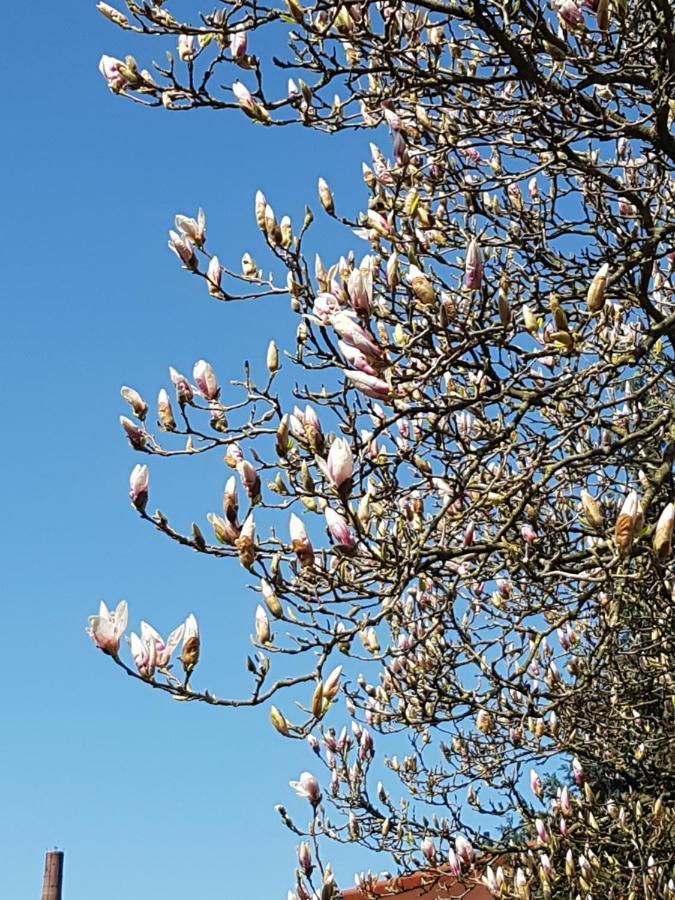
{"left": 91, "top": 1, "right": 675, "bottom": 897}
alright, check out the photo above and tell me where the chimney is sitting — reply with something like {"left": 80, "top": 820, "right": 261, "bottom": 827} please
{"left": 41, "top": 851, "right": 64, "bottom": 900}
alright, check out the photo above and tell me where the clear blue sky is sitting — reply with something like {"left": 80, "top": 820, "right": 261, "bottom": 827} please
{"left": 2, "top": 3, "right": 376, "bottom": 897}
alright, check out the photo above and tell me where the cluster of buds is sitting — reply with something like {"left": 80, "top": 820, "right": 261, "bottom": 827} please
{"left": 87, "top": 603, "right": 199, "bottom": 683}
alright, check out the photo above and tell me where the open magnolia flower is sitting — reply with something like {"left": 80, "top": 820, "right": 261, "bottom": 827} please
{"left": 87, "top": 601, "right": 128, "bottom": 656}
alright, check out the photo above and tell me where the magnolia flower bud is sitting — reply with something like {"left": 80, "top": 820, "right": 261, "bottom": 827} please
{"left": 407, "top": 264, "right": 436, "bottom": 306}
{"left": 157, "top": 388, "right": 176, "bottom": 431}
{"left": 345, "top": 370, "right": 391, "bottom": 400}
{"left": 515, "top": 867, "right": 530, "bottom": 900}
{"left": 223, "top": 475, "right": 239, "bottom": 526}
{"left": 464, "top": 238, "right": 483, "bottom": 290}
{"left": 297, "top": 842, "right": 312, "bottom": 875}
{"left": 193, "top": 359, "right": 219, "bottom": 400}
{"left": 208, "top": 512, "right": 239, "bottom": 545}
{"left": 318, "top": 177, "right": 335, "bottom": 214}
{"left": 420, "top": 836, "right": 435, "bottom": 863}
{"left": 261, "top": 578, "right": 283, "bottom": 618}
{"left": 580, "top": 489, "right": 604, "bottom": 529}
{"left": 181, "top": 613, "right": 200, "bottom": 676}
{"left": 270, "top": 705, "right": 290, "bottom": 736}
{"left": 169, "top": 367, "right": 193, "bottom": 405}
{"left": 324, "top": 438, "right": 354, "bottom": 492}
{"left": 97, "top": 4, "right": 129, "bottom": 26}
{"left": 235, "top": 514, "right": 257, "bottom": 569}
{"left": 530, "top": 769, "right": 543, "bottom": 798}
{"left": 325, "top": 507, "right": 356, "bottom": 551}
{"left": 455, "top": 835, "right": 473, "bottom": 865}
{"left": 120, "top": 386, "right": 148, "bottom": 420}
{"left": 255, "top": 605, "right": 271, "bottom": 644}
{"left": 386, "top": 252, "right": 399, "bottom": 290}
{"left": 130, "top": 631, "right": 157, "bottom": 679}
{"left": 237, "top": 459, "right": 261, "bottom": 503}
{"left": 476, "top": 710, "right": 493, "bottom": 733}
{"left": 168, "top": 230, "right": 196, "bottom": 268}
{"left": 587, "top": 263, "right": 609, "bottom": 313}
{"left": 230, "top": 28, "right": 247, "bottom": 59}
{"left": 129, "top": 463, "right": 149, "bottom": 512}
{"left": 120, "top": 416, "right": 146, "bottom": 450}
{"left": 653, "top": 502, "right": 674, "bottom": 559}
{"left": 98, "top": 55, "right": 131, "bottom": 92}
{"left": 280, "top": 215, "right": 292, "bottom": 248}
{"left": 322, "top": 665, "right": 343, "bottom": 701}
{"left": 290, "top": 513, "right": 314, "bottom": 568}
{"left": 614, "top": 490, "right": 640, "bottom": 555}
{"left": 233, "top": 80, "right": 255, "bottom": 113}
{"left": 206, "top": 255, "right": 222, "bottom": 295}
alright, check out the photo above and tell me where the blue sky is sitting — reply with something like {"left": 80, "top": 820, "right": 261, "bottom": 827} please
{"left": 2, "top": 3, "right": 377, "bottom": 897}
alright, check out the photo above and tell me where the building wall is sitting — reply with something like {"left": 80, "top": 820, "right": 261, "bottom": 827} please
{"left": 341, "top": 873, "right": 491, "bottom": 899}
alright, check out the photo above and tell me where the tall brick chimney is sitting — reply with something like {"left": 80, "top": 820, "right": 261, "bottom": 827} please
{"left": 41, "top": 851, "right": 64, "bottom": 900}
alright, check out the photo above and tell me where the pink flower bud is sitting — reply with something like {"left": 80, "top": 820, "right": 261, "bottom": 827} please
{"left": 484, "top": 865, "right": 498, "bottom": 892}
{"left": 230, "top": 29, "right": 248, "bottom": 59}
{"left": 207, "top": 255, "right": 222, "bottom": 292}
{"left": 347, "top": 267, "right": 372, "bottom": 313}
{"left": 168, "top": 230, "right": 196, "bottom": 267}
{"left": 130, "top": 630, "right": 157, "bottom": 679}
{"left": 559, "top": 786, "right": 572, "bottom": 814}
{"left": 338, "top": 340, "right": 378, "bottom": 376}
{"left": 237, "top": 459, "right": 261, "bottom": 502}
{"left": 464, "top": 238, "right": 483, "bottom": 290}
{"left": 557, "top": 0, "right": 585, "bottom": 28}
{"left": 120, "top": 385, "right": 148, "bottom": 420}
{"left": 535, "top": 818, "right": 548, "bottom": 844}
{"left": 455, "top": 835, "right": 473, "bottom": 865}
{"left": 120, "top": 415, "right": 146, "bottom": 450}
{"left": 98, "top": 54, "right": 129, "bottom": 91}
{"left": 129, "top": 463, "right": 149, "bottom": 511}
{"left": 140, "top": 620, "right": 184, "bottom": 668}
{"left": 169, "top": 367, "right": 193, "bottom": 405}
{"left": 330, "top": 311, "right": 383, "bottom": 361}
{"left": 325, "top": 507, "right": 356, "bottom": 550}
{"left": 448, "top": 849, "right": 461, "bottom": 877}
{"left": 297, "top": 842, "right": 312, "bottom": 875}
{"left": 344, "top": 370, "right": 391, "bottom": 400}
{"left": 193, "top": 359, "right": 219, "bottom": 400}
{"left": 324, "top": 438, "right": 354, "bottom": 491}
{"left": 572, "top": 757, "right": 584, "bottom": 785}
{"left": 420, "top": 837, "right": 435, "bottom": 863}
{"left": 530, "top": 769, "right": 543, "bottom": 798}
{"left": 232, "top": 81, "right": 255, "bottom": 113}
{"left": 521, "top": 524, "right": 537, "bottom": 544}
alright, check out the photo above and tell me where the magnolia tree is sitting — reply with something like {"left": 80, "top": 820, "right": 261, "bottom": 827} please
{"left": 90, "top": 0, "right": 675, "bottom": 897}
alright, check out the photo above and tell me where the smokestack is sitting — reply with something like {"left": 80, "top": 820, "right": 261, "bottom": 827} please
{"left": 41, "top": 851, "right": 64, "bottom": 900}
